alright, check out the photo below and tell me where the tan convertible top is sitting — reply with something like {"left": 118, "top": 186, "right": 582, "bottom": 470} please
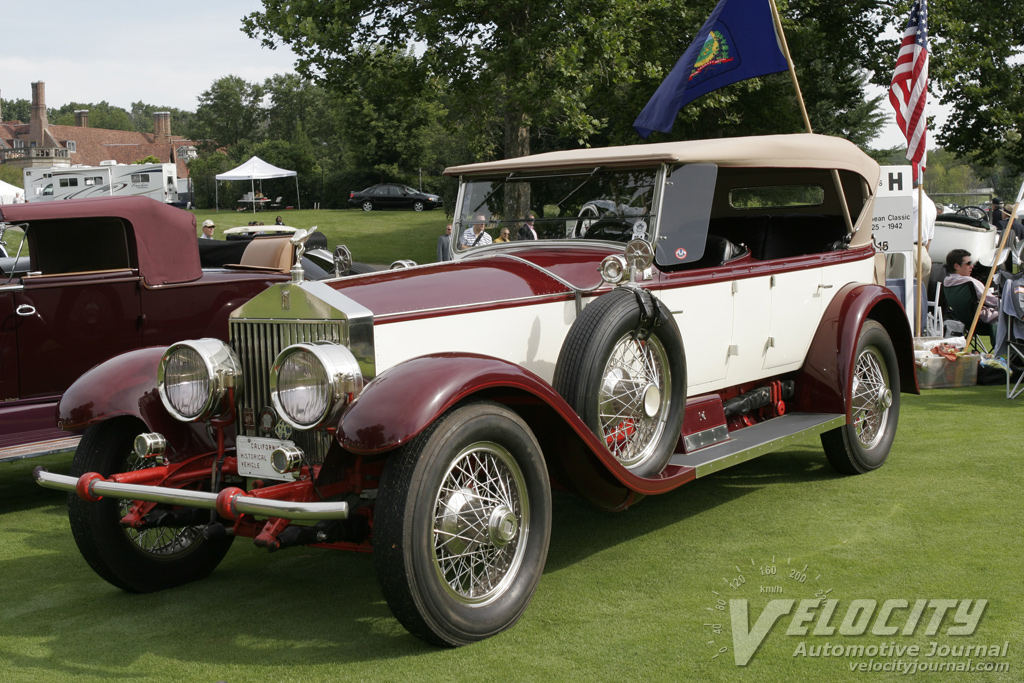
{"left": 444, "top": 133, "right": 880, "bottom": 188}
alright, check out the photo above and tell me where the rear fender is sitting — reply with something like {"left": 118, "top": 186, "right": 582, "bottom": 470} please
{"left": 57, "top": 347, "right": 216, "bottom": 457}
{"left": 794, "top": 284, "right": 919, "bottom": 416}
{"left": 336, "top": 353, "right": 697, "bottom": 509}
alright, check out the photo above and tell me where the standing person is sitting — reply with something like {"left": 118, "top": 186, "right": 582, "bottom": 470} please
{"left": 200, "top": 220, "right": 216, "bottom": 240}
{"left": 437, "top": 224, "right": 453, "bottom": 262}
{"left": 275, "top": 215, "right": 285, "bottom": 226}
{"left": 990, "top": 197, "right": 1024, "bottom": 243}
{"left": 459, "top": 215, "right": 492, "bottom": 250}
{"left": 910, "top": 186, "right": 936, "bottom": 331}
{"left": 495, "top": 227, "right": 512, "bottom": 243}
{"left": 517, "top": 212, "right": 539, "bottom": 240}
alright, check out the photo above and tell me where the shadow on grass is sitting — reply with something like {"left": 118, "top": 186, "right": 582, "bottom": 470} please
{"left": 0, "top": 441, "right": 845, "bottom": 672}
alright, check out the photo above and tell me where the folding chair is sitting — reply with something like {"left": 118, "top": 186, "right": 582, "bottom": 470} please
{"left": 999, "top": 274, "right": 1024, "bottom": 399}
{"left": 942, "top": 283, "right": 993, "bottom": 352}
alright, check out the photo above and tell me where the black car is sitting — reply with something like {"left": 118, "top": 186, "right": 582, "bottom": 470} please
{"left": 348, "top": 184, "right": 443, "bottom": 212}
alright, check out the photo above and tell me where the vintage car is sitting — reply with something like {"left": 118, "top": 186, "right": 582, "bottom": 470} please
{"left": 0, "top": 196, "right": 335, "bottom": 463}
{"left": 36, "top": 134, "right": 917, "bottom": 647}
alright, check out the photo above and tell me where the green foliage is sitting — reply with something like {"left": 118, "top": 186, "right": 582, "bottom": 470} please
{"left": 128, "top": 101, "right": 199, "bottom": 139}
{"left": 0, "top": 164, "right": 24, "bottom": 188}
{"left": 187, "top": 152, "right": 235, "bottom": 210}
{"left": 47, "top": 101, "right": 133, "bottom": 130}
{"left": 194, "top": 75, "right": 265, "bottom": 147}
{"left": 134, "top": 155, "right": 162, "bottom": 165}
{"left": 1, "top": 97, "right": 30, "bottom": 122}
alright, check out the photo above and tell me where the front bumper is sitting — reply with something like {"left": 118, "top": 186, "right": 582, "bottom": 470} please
{"left": 34, "top": 467, "right": 349, "bottom": 521}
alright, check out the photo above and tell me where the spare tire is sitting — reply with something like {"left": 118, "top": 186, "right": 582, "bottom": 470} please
{"left": 553, "top": 288, "right": 686, "bottom": 477}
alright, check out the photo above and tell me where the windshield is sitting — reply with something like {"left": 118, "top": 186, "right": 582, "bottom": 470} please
{"left": 454, "top": 168, "right": 659, "bottom": 252}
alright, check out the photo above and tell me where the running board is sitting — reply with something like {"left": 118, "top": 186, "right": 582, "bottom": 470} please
{"left": 669, "top": 412, "right": 845, "bottom": 478}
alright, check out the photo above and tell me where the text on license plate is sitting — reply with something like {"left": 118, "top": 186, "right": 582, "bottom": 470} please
{"left": 236, "top": 435, "right": 294, "bottom": 481}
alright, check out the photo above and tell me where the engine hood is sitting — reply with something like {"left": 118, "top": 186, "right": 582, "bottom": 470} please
{"left": 327, "top": 245, "right": 616, "bottom": 320}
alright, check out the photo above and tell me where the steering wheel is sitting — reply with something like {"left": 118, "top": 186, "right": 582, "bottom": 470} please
{"left": 956, "top": 206, "right": 988, "bottom": 221}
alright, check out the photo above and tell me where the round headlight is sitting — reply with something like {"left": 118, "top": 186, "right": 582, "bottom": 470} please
{"left": 270, "top": 342, "right": 363, "bottom": 430}
{"left": 599, "top": 254, "right": 628, "bottom": 284}
{"left": 158, "top": 339, "right": 241, "bottom": 422}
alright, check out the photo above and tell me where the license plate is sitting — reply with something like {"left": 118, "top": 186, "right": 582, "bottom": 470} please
{"left": 236, "top": 435, "right": 294, "bottom": 481}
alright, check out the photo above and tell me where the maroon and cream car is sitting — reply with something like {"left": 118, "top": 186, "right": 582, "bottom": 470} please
{"left": 0, "top": 196, "right": 326, "bottom": 463}
{"left": 36, "top": 134, "right": 916, "bottom": 646}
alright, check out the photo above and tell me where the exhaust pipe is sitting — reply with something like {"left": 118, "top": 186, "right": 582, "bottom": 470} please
{"left": 34, "top": 467, "right": 348, "bottom": 521}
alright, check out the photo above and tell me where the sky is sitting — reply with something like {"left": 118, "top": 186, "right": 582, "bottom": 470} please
{"left": 1, "top": 1, "right": 927, "bottom": 151}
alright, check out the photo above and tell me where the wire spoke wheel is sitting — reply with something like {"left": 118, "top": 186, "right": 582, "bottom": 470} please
{"left": 120, "top": 451, "right": 203, "bottom": 557}
{"left": 850, "top": 346, "right": 892, "bottom": 450}
{"left": 432, "top": 441, "right": 528, "bottom": 605}
{"left": 598, "top": 332, "right": 671, "bottom": 468}
{"left": 374, "top": 402, "right": 551, "bottom": 646}
{"left": 821, "top": 320, "right": 900, "bottom": 475}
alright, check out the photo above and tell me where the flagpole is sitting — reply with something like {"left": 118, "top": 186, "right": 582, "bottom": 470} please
{"left": 768, "top": 0, "right": 811, "bottom": 135}
{"left": 768, "top": 0, "right": 854, "bottom": 234}
{"left": 916, "top": 180, "right": 924, "bottom": 338}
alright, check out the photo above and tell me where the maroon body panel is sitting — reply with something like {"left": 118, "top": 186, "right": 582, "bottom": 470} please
{"left": 0, "top": 196, "right": 201, "bottom": 286}
{"left": 57, "top": 347, "right": 216, "bottom": 458}
{"left": 336, "top": 353, "right": 697, "bottom": 507}
{"left": 0, "top": 196, "right": 291, "bottom": 460}
{"left": 326, "top": 247, "right": 614, "bottom": 322}
{"left": 794, "top": 283, "right": 918, "bottom": 416}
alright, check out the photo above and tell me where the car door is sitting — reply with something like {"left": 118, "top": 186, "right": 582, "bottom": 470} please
{"left": 14, "top": 271, "right": 143, "bottom": 398}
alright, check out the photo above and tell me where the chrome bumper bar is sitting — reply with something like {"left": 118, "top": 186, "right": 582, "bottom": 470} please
{"left": 33, "top": 467, "right": 349, "bottom": 520}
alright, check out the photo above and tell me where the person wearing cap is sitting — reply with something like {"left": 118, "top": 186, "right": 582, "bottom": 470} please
{"left": 989, "top": 197, "right": 1024, "bottom": 243}
{"left": 200, "top": 220, "right": 216, "bottom": 240}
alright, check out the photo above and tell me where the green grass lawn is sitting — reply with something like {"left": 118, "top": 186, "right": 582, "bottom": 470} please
{"left": 1, "top": 386, "right": 1019, "bottom": 682}
{"left": 193, "top": 206, "right": 449, "bottom": 266}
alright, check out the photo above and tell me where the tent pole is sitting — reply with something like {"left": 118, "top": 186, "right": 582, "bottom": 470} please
{"left": 296, "top": 176, "right": 301, "bottom": 211}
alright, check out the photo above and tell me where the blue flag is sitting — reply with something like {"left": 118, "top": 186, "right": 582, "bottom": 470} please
{"left": 634, "top": 0, "right": 789, "bottom": 138}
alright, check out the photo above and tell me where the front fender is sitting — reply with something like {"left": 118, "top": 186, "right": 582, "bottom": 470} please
{"left": 336, "top": 353, "right": 698, "bottom": 508}
{"left": 57, "top": 346, "right": 215, "bottom": 457}
{"left": 794, "top": 284, "right": 918, "bottom": 416}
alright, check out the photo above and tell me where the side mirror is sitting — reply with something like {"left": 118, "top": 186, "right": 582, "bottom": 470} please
{"left": 334, "top": 245, "right": 353, "bottom": 277}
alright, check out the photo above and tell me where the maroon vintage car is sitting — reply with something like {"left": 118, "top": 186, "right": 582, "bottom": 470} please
{"left": 0, "top": 196, "right": 325, "bottom": 463}
{"left": 36, "top": 135, "right": 917, "bottom": 646}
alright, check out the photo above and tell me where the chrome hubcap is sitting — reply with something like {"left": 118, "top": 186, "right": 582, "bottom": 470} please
{"left": 598, "top": 333, "right": 671, "bottom": 469}
{"left": 851, "top": 347, "right": 891, "bottom": 449}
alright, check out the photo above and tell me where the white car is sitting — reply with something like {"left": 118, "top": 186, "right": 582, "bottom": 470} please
{"left": 37, "top": 134, "right": 916, "bottom": 646}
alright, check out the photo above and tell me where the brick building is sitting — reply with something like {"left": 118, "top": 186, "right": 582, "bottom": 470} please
{"left": 0, "top": 81, "right": 195, "bottom": 180}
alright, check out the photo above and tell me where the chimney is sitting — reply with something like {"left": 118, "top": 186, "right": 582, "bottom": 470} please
{"left": 154, "top": 111, "right": 172, "bottom": 144}
{"left": 30, "top": 81, "right": 50, "bottom": 146}
{"left": 74, "top": 110, "right": 89, "bottom": 128}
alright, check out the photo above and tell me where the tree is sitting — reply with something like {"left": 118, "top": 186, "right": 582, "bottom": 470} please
{"left": 868, "top": 0, "right": 1024, "bottom": 173}
{"left": 1, "top": 98, "right": 30, "bottom": 123}
{"left": 48, "top": 101, "right": 133, "bottom": 130}
{"left": 194, "top": 76, "right": 266, "bottom": 147}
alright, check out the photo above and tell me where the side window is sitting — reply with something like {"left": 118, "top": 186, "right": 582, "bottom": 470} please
{"left": 28, "top": 218, "right": 132, "bottom": 275}
{"left": 655, "top": 163, "right": 717, "bottom": 269}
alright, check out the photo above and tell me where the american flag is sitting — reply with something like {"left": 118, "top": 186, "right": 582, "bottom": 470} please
{"left": 889, "top": 0, "right": 929, "bottom": 181}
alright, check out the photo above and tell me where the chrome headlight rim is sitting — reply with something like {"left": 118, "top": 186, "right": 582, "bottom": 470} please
{"left": 599, "top": 254, "right": 629, "bottom": 285}
{"left": 270, "top": 341, "right": 364, "bottom": 431}
{"left": 157, "top": 339, "right": 241, "bottom": 422}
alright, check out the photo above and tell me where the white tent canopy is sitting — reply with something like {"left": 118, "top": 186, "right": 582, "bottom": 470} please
{"left": 0, "top": 179, "right": 24, "bottom": 204}
{"left": 214, "top": 156, "right": 300, "bottom": 213}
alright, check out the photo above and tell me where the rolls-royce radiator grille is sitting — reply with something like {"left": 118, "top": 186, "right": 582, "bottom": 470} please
{"left": 229, "top": 319, "right": 345, "bottom": 464}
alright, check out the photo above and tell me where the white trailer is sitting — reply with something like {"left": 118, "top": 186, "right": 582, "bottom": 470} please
{"left": 22, "top": 162, "right": 178, "bottom": 203}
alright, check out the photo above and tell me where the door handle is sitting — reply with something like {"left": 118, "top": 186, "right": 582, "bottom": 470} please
{"left": 16, "top": 304, "right": 36, "bottom": 316}
{"left": 817, "top": 283, "right": 834, "bottom": 290}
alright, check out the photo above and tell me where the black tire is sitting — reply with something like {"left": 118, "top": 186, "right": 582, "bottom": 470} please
{"left": 374, "top": 402, "right": 551, "bottom": 646}
{"left": 67, "top": 418, "right": 234, "bottom": 593}
{"left": 554, "top": 288, "right": 686, "bottom": 477}
{"left": 821, "top": 320, "right": 901, "bottom": 474}
{"left": 361, "top": 200, "right": 373, "bottom": 211}
{"left": 413, "top": 200, "right": 425, "bottom": 212}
